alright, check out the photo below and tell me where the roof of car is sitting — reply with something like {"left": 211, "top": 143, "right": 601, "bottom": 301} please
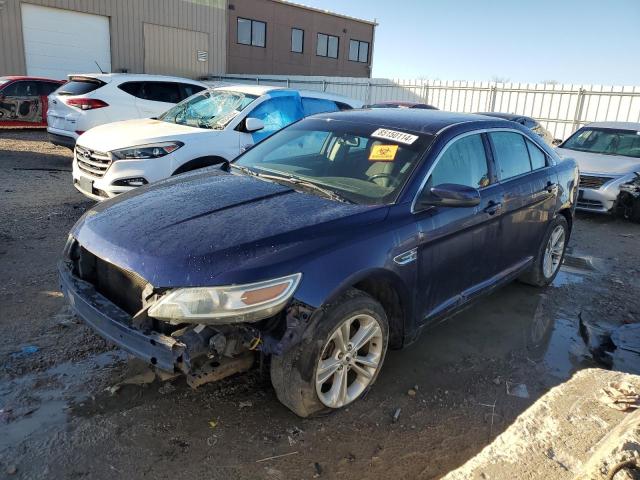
{"left": 67, "top": 73, "right": 206, "bottom": 85}
{"left": 371, "top": 101, "right": 434, "bottom": 108}
{"left": 585, "top": 121, "right": 640, "bottom": 130}
{"left": 476, "top": 112, "right": 530, "bottom": 121}
{"left": 210, "top": 84, "right": 361, "bottom": 106}
{"left": 312, "top": 109, "right": 512, "bottom": 135}
{"left": 1, "top": 75, "right": 64, "bottom": 82}
{"left": 213, "top": 84, "right": 285, "bottom": 96}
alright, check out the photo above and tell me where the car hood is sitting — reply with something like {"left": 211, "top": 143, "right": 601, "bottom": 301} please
{"left": 72, "top": 169, "right": 386, "bottom": 287}
{"left": 77, "top": 118, "right": 212, "bottom": 152}
{"left": 555, "top": 147, "right": 640, "bottom": 176}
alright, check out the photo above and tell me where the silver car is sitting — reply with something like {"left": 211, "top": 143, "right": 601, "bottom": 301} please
{"left": 556, "top": 122, "right": 640, "bottom": 214}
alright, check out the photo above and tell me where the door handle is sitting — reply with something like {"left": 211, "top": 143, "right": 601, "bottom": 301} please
{"left": 546, "top": 181, "right": 558, "bottom": 193}
{"left": 483, "top": 201, "right": 502, "bottom": 215}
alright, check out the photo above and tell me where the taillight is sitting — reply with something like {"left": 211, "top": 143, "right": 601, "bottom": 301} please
{"left": 65, "top": 98, "right": 109, "bottom": 110}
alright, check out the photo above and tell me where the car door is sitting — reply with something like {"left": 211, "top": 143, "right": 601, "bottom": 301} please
{"left": 137, "top": 81, "right": 182, "bottom": 117}
{"left": 487, "top": 130, "right": 558, "bottom": 273}
{"left": 237, "top": 92, "right": 305, "bottom": 153}
{"left": 0, "top": 80, "right": 41, "bottom": 125}
{"left": 413, "top": 132, "right": 504, "bottom": 323}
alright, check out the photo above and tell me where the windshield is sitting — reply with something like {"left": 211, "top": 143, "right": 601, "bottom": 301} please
{"left": 233, "top": 118, "right": 433, "bottom": 205}
{"left": 159, "top": 90, "right": 257, "bottom": 130}
{"left": 562, "top": 127, "right": 640, "bottom": 159}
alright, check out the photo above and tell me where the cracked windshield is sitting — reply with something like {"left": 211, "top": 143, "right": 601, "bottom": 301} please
{"left": 159, "top": 90, "right": 257, "bottom": 130}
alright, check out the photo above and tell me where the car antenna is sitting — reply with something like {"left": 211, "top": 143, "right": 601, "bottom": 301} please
{"left": 94, "top": 61, "right": 105, "bottom": 74}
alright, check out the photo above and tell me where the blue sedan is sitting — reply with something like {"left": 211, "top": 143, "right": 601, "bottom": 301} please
{"left": 59, "top": 109, "right": 579, "bottom": 417}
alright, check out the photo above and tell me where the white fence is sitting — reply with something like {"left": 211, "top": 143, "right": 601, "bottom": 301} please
{"left": 207, "top": 74, "right": 640, "bottom": 141}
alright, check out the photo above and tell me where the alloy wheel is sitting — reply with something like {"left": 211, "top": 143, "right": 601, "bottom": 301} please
{"left": 315, "top": 314, "right": 384, "bottom": 408}
{"left": 543, "top": 225, "right": 565, "bottom": 278}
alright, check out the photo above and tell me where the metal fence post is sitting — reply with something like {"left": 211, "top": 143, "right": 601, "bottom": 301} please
{"left": 572, "top": 88, "right": 586, "bottom": 132}
{"left": 488, "top": 84, "right": 498, "bottom": 112}
{"left": 367, "top": 82, "right": 372, "bottom": 105}
{"left": 322, "top": 80, "right": 327, "bottom": 92}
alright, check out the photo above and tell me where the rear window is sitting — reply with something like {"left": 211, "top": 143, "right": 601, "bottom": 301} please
{"left": 57, "top": 79, "right": 104, "bottom": 96}
{"left": 180, "top": 83, "right": 206, "bottom": 101}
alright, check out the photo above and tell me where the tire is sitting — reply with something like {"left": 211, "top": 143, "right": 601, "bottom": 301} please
{"left": 270, "top": 289, "right": 389, "bottom": 418}
{"left": 519, "top": 215, "right": 569, "bottom": 287}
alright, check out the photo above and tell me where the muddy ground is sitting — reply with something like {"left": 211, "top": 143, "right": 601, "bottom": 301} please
{"left": 1, "top": 130, "right": 639, "bottom": 480}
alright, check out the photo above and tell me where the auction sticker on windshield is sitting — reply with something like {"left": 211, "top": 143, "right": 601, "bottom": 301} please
{"left": 369, "top": 144, "right": 398, "bottom": 161}
{"left": 371, "top": 128, "right": 419, "bottom": 145}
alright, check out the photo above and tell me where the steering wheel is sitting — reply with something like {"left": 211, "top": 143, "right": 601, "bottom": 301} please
{"left": 368, "top": 173, "right": 399, "bottom": 188}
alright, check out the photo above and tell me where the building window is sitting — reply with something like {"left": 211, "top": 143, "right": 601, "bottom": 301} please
{"left": 316, "top": 33, "right": 339, "bottom": 59}
{"left": 291, "top": 28, "right": 304, "bottom": 53}
{"left": 349, "top": 39, "right": 369, "bottom": 63}
{"left": 237, "top": 17, "right": 266, "bottom": 47}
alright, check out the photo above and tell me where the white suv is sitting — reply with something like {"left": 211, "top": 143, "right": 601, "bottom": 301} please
{"left": 47, "top": 73, "right": 207, "bottom": 149}
{"left": 72, "top": 85, "right": 362, "bottom": 200}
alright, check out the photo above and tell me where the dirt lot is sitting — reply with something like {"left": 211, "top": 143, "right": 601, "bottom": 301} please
{"left": 1, "top": 130, "right": 639, "bottom": 479}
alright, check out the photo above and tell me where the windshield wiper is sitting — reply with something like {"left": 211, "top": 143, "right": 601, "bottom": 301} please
{"left": 229, "top": 164, "right": 260, "bottom": 177}
{"left": 255, "top": 173, "right": 353, "bottom": 203}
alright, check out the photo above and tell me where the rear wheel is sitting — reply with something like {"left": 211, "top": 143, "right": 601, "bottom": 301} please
{"left": 270, "top": 290, "right": 389, "bottom": 417}
{"left": 519, "top": 215, "right": 569, "bottom": 287}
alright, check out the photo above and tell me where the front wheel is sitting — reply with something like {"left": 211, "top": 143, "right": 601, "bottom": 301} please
{"left": 519, "top": 215, "right": 569, "bottom": 287}
{"left": 270, "top": 289, "right": 389, "bottom": 417}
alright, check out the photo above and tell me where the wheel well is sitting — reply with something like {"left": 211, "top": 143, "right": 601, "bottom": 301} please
{"left": 353, "top": 276, "right": 405, "bottom": 349}
{"left": 172, "top": 156, "right": 227, "bottom": 175}
{"left": 558, "top": 208, "right": 573, "bottom": 235}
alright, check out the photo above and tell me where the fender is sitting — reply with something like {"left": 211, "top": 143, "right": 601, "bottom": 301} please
{"left": 172, "top": 156, "right": 228, "bottom": 175}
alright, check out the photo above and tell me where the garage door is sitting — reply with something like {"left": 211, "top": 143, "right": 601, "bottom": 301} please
{"left": 144, "top": 23, "right": 209, "bottom": 78}
{"left": 21, "top": 4, "right": 111, "bottom": 80}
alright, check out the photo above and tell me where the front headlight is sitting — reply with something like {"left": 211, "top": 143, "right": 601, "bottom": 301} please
{"left": 111, "top": 141, "right": 184, "bottom": 160}
{"left": 148, "top": 273, "right": 302, "bottom": 324}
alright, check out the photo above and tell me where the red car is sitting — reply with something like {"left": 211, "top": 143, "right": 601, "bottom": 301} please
{"left": 0, "top": 76, "right": 65, "bottom": 127}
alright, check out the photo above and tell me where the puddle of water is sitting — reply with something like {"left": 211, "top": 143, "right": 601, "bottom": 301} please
{"left": 553, "top": 270, "right": 585, "bottom": 287}
{"left": 0, "top": 350, "right": 128, "bottom": 452}
{"left": 381, "top": 278, "right": 596, "bottom": 388}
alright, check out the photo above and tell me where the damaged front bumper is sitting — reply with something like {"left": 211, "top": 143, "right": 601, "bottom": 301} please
{"left": 58, "top": 259, "right": 317, "bottom": 385}
{"left": 59, "top": 260, "right": 191, "bottom": 373}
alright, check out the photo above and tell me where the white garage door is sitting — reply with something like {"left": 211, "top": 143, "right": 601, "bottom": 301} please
{"left": 21, "top": 4, "right": 111, "bottom": 80}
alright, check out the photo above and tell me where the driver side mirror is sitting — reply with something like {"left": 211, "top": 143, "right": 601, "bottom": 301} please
{"left": 416, "top": 183, "right": 481, "bottom": 209}
{"left": 552, "top": 139, "right": 563, "bottom": 146}
{"left": 244, "top": 117, "right": 264, "bottom": 133}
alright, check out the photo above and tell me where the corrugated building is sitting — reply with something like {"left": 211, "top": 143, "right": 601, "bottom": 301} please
{"left": 0, "top": 0, "right": 375, "bottom": 79}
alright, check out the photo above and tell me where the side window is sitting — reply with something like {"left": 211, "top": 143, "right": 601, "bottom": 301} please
{"left": 3, "top": 81, "right": 38, "bottom": 97}
{"left": 142, "top": 82, "right": 181, "bottom": 103}
{"left": 118, "top": 82, "right": 144, "bottom": 99}
{"left": 428, "top": 134, "right": 490, "bottom": 189}
{"left": 301, "top": 97, "right": 339, "bottom": 116}
{"left": 179, "top": 83, "right": 206, "bottom": 101}
{"left": 248, "top": 96, "right": 303, "bottom": 138}
{"left": 489, "top": 131, "right": 532, "bottom": 180}
{"left": 39, "top": 82, "right": 61, "bottom": 96}
{"left": 526, "top": 138, "right": 547, "bottom": 170}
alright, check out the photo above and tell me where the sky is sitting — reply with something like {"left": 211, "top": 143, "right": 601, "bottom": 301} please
{"left": 299, "top": 0, "right": 640, "bottom": 85}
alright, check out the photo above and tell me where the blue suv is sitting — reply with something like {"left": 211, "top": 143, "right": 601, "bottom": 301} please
{"left": 59, "top": 109, "right": 579, "bottom": 417}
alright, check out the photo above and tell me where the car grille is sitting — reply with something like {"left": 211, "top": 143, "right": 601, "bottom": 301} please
{"left": 75, "top": 145, "right": 112, "bottom": 178}
{"left": 579, "top": 175, "right": 614, "bottom": 190}
{"left": 74, "top": 246, "right": 146, "bottom": 316}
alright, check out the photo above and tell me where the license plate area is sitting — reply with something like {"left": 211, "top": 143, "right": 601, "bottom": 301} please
{"left": 78, "top": 176, "right": 93, "bottom": 193}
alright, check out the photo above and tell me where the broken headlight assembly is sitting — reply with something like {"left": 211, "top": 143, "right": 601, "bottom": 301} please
{"left": 148, "top": 273, "right": 302, "bottom": 325}
{"left": 111, "top": 141, "right": 184, "bottom": 160}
